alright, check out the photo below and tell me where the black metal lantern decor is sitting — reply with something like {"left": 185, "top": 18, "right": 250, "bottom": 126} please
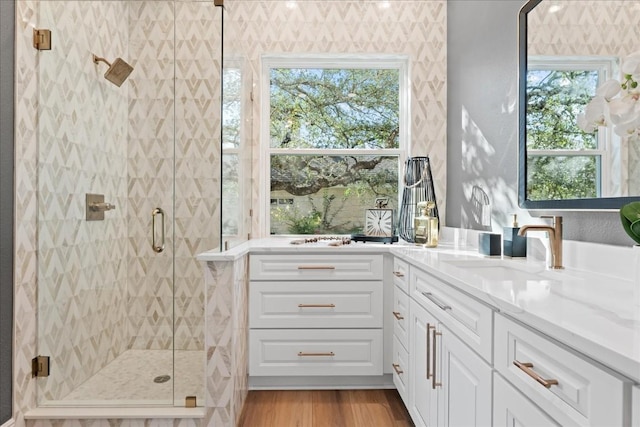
{"left": 397, "top": 156, "right": 439, "bottom": 243}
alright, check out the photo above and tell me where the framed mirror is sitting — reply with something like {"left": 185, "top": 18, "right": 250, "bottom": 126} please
{"left": 519, "top": 0, "right": 640, "bottom": 209}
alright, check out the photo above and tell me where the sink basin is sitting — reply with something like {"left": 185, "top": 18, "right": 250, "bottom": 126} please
{"left": 442, "top": 259, "right": 549, "bottom": 283}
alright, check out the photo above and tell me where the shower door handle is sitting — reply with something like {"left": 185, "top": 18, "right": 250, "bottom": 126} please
{"left": 152, "top": 208, "right": 165, "bottom": 253}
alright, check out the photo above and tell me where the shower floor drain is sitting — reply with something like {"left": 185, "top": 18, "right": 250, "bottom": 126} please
{"left": 153, "top": 375, "right": 171, "bottom": 384}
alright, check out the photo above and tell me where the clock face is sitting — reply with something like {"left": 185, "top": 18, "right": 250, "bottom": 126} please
{"left": 364, "top": 209, "right": 393, "bottom": 237}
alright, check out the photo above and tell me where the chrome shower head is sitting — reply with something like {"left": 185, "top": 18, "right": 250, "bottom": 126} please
{"left": 93, "top": 54, "right": 134, "bottom": 87}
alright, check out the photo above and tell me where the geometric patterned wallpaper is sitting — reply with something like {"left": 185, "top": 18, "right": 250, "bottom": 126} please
{"left": 223, "top": 0, "right": 448, "bottom": 235}
{"left": 528, "top": 0, "right": 640, "bottom": 195}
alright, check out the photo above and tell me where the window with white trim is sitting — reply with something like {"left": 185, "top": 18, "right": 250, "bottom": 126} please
{"left": 261, "top": 55, "right": 408, "bottom": 235}
{"left": 527, "top": 57, "right": 617, "bottom": 200}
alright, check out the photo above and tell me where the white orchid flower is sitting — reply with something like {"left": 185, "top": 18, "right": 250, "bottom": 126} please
{"left": 577, "top": 113, "right": 596, "bottom": 133}
{"left": 622, "top": 51, "right": 640, "bottom": 77}
{"left": 596, "top": 79, "right": 621, "bottom": 100}
{"left": 578, "top": 96, "right": 607, "bottom": 132}
{"left": 608, "top": 92, "right": 640, "bottom": 124}
{"left": 612, "top": 112, "right": 640, "bottom": 137}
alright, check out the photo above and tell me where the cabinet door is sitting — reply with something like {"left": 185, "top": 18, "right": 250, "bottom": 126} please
{"left": 393, "top": 285, "right": 409, "bottom": 348}
{"left": 392, "top": 335, "right": 409, "bottom": 406}
{"left": 494, "top": 373, "right": 560, "bottom": 426}
{"left": 438, "top": 325, "right": 492, "bottom": 426}
{"left": 409, "top": 299, "right": 438, "bottom": 427}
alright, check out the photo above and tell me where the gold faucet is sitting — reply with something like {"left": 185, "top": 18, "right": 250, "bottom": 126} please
{"left": 518, "top": 216, "right": 563, "bottom": 269}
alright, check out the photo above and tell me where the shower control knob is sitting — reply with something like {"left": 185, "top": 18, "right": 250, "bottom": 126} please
{"left": 89, "top": 202, "right": 116, "bottom": 212}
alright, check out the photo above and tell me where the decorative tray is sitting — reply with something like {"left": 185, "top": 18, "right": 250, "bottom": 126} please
{"left": 350, "top": 234, "right": 399, "bottom": 244}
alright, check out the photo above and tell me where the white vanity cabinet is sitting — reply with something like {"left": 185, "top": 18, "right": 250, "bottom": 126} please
{"left": 391, "top": 257, "right": 410, "bottom": 404}
{"left": 409, "top": 299, "right": 438, "bottom": 427}
{"left": 248, "top": 253, "right": 384, "bottom": 378}
{"left": 407, "top": 265, "right": 493, "bottom": 427}
{"left": 494, "top": 313, "right": 632, "bottom": 426}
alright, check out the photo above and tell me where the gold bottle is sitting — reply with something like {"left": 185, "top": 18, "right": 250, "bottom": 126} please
{"left": 424, "top": 201, "right": 439, "bottom": 248}
{"left": 414, "top": 201, "right": 429, "bottom": 245}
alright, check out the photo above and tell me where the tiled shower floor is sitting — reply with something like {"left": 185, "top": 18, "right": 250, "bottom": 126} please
{"left": 61, "top": 349, "right": 205, "bottom": 405}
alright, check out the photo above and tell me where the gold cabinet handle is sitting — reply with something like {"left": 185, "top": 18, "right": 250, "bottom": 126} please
{"left": 392, "top": 363, "right": 403, "bottom": 375}
{"left": 421, "top": 291, "right": 451, "bottom": 311}
{"left": 426, "top": 323, "right": 434, "bottom": 379}
{"left": 393, "top": 311, "right": 404, "bottom": 320}
{"left": 298, "top": 352, "right": 335, "bottom": 357}
{"left": 393, "top": 271, "right": 405, "bottom": 277}
{"left": 432, "top": 329, "right": 442, "bottom": 389}
{"left": 513, "top": 360, "right": 559, "bottom": 388}
{"left": 298, "top": 304, "right": 336, "bottom": 308}
{"left": 297, "top": 266, "right": 336, "bottom": 270}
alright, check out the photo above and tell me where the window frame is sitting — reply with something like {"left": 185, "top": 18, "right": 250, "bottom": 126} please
{"left": 527, "top": 56, "right": 617, "bottom": 198}
{"left": 259, "top": 54, "right": 410, "bottom": 236}
{"left": 221, "top": 56, "right": 249, "bottom": 246}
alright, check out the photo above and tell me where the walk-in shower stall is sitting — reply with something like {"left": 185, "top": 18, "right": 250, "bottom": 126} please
{"left": 34, "top": 0, "right": 250, "bottom": 406}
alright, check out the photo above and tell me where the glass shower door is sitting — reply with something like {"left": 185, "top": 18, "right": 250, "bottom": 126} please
{"left": 35, "top": 0, "right": 214, "bottom": 407}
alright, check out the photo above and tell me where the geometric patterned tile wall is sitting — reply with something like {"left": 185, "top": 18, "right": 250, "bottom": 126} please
{"left": 223, "top": 0, "right": 448, "bottom": 235}
{"left": 35, "top": 0, "right": 131, "bottom": 402}
{"left": 173, "top": 1, "right": 221, "bottom": 352}
{"left": 528, "top": 0, "right": 640, "bottom": 195}
{"left": 203, "top": 258, "right": 248, "bottom": 426}
{"left": 127, "top": 0, "right": 177, "bottom": 351}
{"left": 14, "top": 0, "right": 216, "bottom": 414}
{"left": 15, "top": 0, "right": 40, "bottom": 423}
{"left": 14, "top": 0, "right": 216, "bottom": 422}
{"left": 127, "top": 0, "right": 219, "bottom": 352}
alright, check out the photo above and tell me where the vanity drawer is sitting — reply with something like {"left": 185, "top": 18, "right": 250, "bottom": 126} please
{"left": 249, "top": 328, "right": 383, "bottom": 376}
{"left": 392, "top": 335, "right": 409, "bottom": 406}
{"left": 392, "top": 285, "right": 409, "bottom": 349}
{"left": 411, "top": 265, "right": 493, "bottom": 362}
{"left": 495, "top": 314, "right": 630, "bottom": 426}
{"left": 392, "top": 257, "right": 409, "bottom": 294}
{"left": 250, "top": 254, "right": 383, "bottom": 281}
{"left": 249, "top": 281, "right": 383, "bottom": 328}
{"left": 493, "top": 372, "right": 560, "bottom": 426}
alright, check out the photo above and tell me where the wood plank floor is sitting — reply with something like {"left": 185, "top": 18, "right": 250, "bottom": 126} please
{"left": 237, "top": 389, "right": 414, "bottom": 427}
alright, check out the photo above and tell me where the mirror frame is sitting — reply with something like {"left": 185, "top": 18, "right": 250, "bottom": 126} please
{"left": 518, "top": 0, "right": 640, "bottom": 210}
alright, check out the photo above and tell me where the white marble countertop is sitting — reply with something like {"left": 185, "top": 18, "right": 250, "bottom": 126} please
{"left": 197, "top": 234, "right": 640, "bottom": 384}
{"left": 390, "top": 245, "right": 640, "bottom": 384}
{"left": 196, "top": 236, "right": 405, "bottom": 261}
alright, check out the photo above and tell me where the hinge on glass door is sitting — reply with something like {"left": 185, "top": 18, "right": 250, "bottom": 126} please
{"left": 33, "top": 29, "right": 52, "bottom": 51}
{"left": 32, "top": 355, "right": 50, "bottom": 377}
{"left": 185, "top": 396, "right": 197, "bottom": 408}
{"left": 214, "top": 0, "right": 224, "bottom": 7}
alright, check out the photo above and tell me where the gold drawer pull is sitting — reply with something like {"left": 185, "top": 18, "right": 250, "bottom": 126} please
{"left": 298, "top": 304, "right": 336, "bottom": 308}
{"left": 392, "top": 363, "right": 403, "bottom": 375}
{"left": 426, "top": 323, "right": 434, "bottom": 379}
{"left": 421, "top": 291, "right": 451, "bottom": 311}
{"left": 393, "top": 271, "right": 405, "bottom": 277}
{"left": 297, "top": 266, "right": 336, "bottom": 270}
{"left": 392, "top": 311, "right": 404, "bottom": 320}
{"left": 298, "top": 352, "right": 335, "bottom": 357}
{"left": 513, "top": 360, "right": 559, "bottom": 388}
{"left": 432, "top": 329, "right": 442, "bottom": 389}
